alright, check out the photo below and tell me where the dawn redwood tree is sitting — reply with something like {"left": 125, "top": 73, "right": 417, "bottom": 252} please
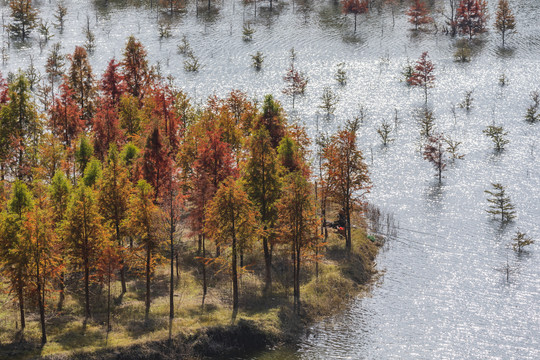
{"left": 0, "top": 72, "right": 41, "bottom": 181}
{"left": 423, "top": 133, "right": 447, "bottom": 183}
{"left": 410, "top": 51, "right": 435, "bottom": 104}
{"left": 49, "top": 170, "right": 71, "bottom": 310}
{"left": 282, "top": 63, "right": 308, "bottom": 110}
{"left": 0, "top": 181, "right": 32, "bottom": 331}
{"left": 100, "top": 59, "right": 126, "bottom": 106}
{"left": 406, "top": 0, "right": 433, "bottom": 30}
{"left": 23, "top": 182, "right": 59, "bottom": 344}
{"left": 122, "top": 36, "right": 151, "bottom": 101}
{"left": 162, "top": 167, "right": 182, "bottom": 326}
{"left": 456, "top": 0, "right": 488, "bottom": 39}
{"left": 150, "top": 86, "right": 182, "bottom": 153}
{"left": 119, "top": 94, "right": 142, "bottom": 139}
{"left": 255, "top": 94, "right": 287, "bottom": 148}
{"left": 276, "top": 171, "right": 317, "bottom": 313}
{"left": 243, "top": 128, "right": 281, "bottom": 296}
{"left": 342, "top": 0, "right": 369, "bottom": 33}
{"left": 495, "top": 0, "right": 515, "bottom": 47}
{"left": 98, "top": 145, "right": 131, "bottom": 295}
{"left": 323, "top": 120, "right": 371, "bottom": 253}
{"left": 68, "top": 47, "right": 95, "bottom": 123}
{"left": 205, "top": 177, "right": 257, "bottom": 321}
{"left": 92, "top": 98, "right": 123, "bottom": 160}
{"left": 8, "top": 0, "right": 38, "bottom": 40}
{"left": 96, "top": 244, "right": 121, "bottom": 334}
{"left": 62, "top": 184, "right": 109, "bottom": 323}
{"left": 45, "top": 43, "right": 66, "bottom": 88}
{"left": 187, "top": 127, "right": 235, "bottom": 305}
{"left": 485, "top": 183, "right": 515, "bottom": 223}
{"left": 75, "top": 135, "right": 94, "bottom": 175}
{"left": 38, "top": 133, "right": 65, "bottom": 182}
{"left": 512, "top": 231, "right": 533, "bottom": 254}
{"left": 277, "top": 136, "right": 303, "bottom": 174}
{"left": 49, "top": 81, "right": 83, "bottom": 147}
{"left": 140, "top": 127, "right": 172, "bottom": 202}
{"left": 483, "top": 125, "right": 509, "bottom": 151}
{"left": 125, "top": 180, "right": 161, "bottom": 322}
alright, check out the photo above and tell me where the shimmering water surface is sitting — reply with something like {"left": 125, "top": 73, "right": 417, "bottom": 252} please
{"left": 3, "top": 0, "right": 540, "bottom": 358}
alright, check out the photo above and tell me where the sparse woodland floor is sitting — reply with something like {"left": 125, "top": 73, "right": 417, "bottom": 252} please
{"left": 0, "top": 213, "right": 380, "bottom": 360}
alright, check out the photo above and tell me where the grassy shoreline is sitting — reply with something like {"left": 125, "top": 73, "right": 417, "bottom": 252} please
{"left": 1, "top": 217, "right": 381, "bottom": 360}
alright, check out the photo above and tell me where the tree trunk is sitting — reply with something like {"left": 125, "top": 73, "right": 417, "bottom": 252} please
{"left": 169, "top": 221, "right": 174, "bottom": 320}
{"left": 106, "top": 270, "right": 111, "bottom": 333}
{"left": 117, "top": 223, "right": 127, "bottom": 295}
{"left": 354, "top": 14, "right": 357, "bottom": 33}
{"left": 18, "top": 281, "right": 25, "bottom": 330}
{"left": 84, "top": 253, "right": 91, "bottom": 321}
{"left": 57, "top": 271, "right": 65, "bottom": 311}
{"left": 262, "top": 237, "right": 272, "bottom": 296}
{"left": 201, "top": 234, "right": 207, "bottom": 307}
{"left": 295, "top": 243, "right": 301, "bottom": 314}
{"left": 345, "top": 201, "right": 352, "bottom": 253}
{"left": 231, "top": 211, "right": 238, "bottom": 321}
{"left": 145, "top": 243, "right": 151, "bottom": 322}
{"left": 37, "top": 266, "right": 47, "bottom": 344}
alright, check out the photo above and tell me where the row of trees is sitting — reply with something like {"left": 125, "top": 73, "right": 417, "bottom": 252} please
{"left": 0, "top": 36, "right": 371, "bottom": 344}
{"left": 342, "top": 0, "right": 516, "bottom": 48}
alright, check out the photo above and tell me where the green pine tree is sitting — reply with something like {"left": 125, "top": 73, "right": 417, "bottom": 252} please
{"left": 485, "top": 183, "right": 515, "bottom": 222}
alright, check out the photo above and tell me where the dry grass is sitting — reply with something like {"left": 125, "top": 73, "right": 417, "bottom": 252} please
{"left": 0, "top": 216, "right": 380, "bottom": 359}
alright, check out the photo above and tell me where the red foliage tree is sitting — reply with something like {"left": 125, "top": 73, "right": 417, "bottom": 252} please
{"left": 92, "top": 98, "right": 123, "bottom": 161}
{"left": 406, "top": 0, "right": 433, "bottom": 30}
{"left": 121, "top": 36, "right": 151, "bottom": 101}
{"left": 409, "top": 51, "right": 435, "bottom": 104}
{"left": 100, "top": 59, "right": 126, "bottom": 106}
{"left": 188, "top": 128, "right": 235, "bottom": 304}
{"left": 49, "top": 80, "right": 84, "bottom": 147}
{"left": 342, "top": 0, "right": 369, "bottom": 33}
{"left": 0, "top": 72, "right": 9, "bottom": 105}
{"left": 456, "top": 0, "right": 488, "bottom": 39}
{"left": 140, "top": 127, "right": 172, "bottom": 202}
{"left": 149, "top": 86, "right": 182, "bottom": 154}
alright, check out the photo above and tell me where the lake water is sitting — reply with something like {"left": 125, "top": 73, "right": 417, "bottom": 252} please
{"left": 4, "top": 0, "right": 540, "bottom": 358}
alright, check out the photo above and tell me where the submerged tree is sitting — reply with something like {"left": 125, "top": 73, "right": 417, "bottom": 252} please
{"left": 495, "top": 0, "right": 515, "bottom": 47}
{"left": 524, "top": 91, "right": 539, "bottom": 123}
{"left": 511, "top": 231, "right": 533, "bottom": 254}
{"left": 409, "top": 52, "right": 435, "bottom": 104}
{"left": 456, "top": 0, "right": 488, "bottom": 39}
{"left": 282, "top": 58, "right": 308, "bottom": 109}
{"left": 318, "top": 86, "right": 339, "bottom": 120}
{"left": 406, "top": 0, "right": 433, "bottom": 31}
{"left": 342, "top": 0, "right": 369, "bottom": 33}
{"left": 423, "top": 133, "right": 447, "bottom": 183}
{"left": 8, "top": 0, "right": 38, "bottom": 40}
{"left": 483, "top": 125, "right": 509, "bottom": 152}
{"left": 485, "top": 183, "right": 515, "bottom": 223}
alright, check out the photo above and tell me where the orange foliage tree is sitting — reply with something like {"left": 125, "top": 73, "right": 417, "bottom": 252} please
{"left": 205, "top": 177, "right": 257, "bottom": 320}
{"left": 323, "top": 120, "right": 370, "bottom": 253}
